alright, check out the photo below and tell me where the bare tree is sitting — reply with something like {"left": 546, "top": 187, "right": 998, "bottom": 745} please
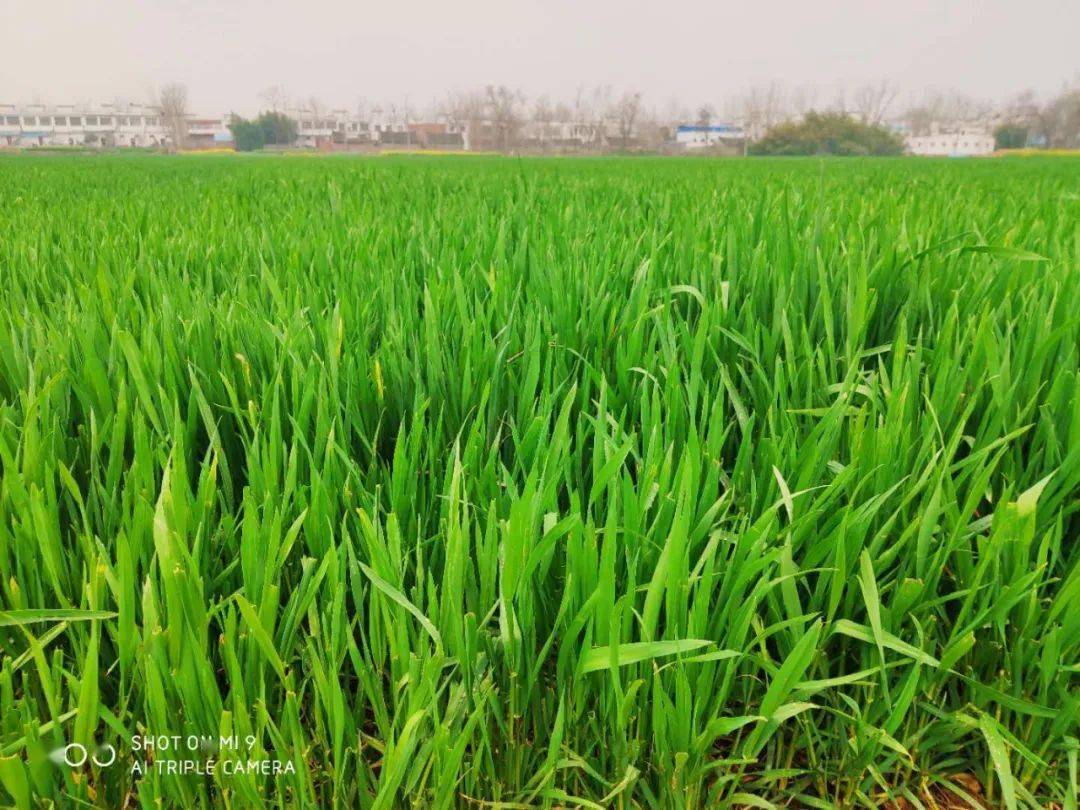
{"left": 485, "top": 85, "right": 524, "bottom": 152}
{"left": 591, "top": 85, "right": 613, "bottom": 146}
{"left": 662, "top": 96, "right": 689, "bottom": 127}
{"left": 611, "top": 91, "right": 643, "bottom": 150}
{"left": 1002, "top": 89, "right": 1040, "bottom": 125}
{"left": 572, "top": 87, "right": 591, "bottom": 147}
{"left": 159, "top": 83, "right": 188, "bottom": 151}
{"left": 853, "top": 80, "right": 899, "bottom": 126}
{"left": 738, "top": 82, "right": 787, "bottom": 147}
{"left": 532, "top": 95, "right": 557, "bottom": 149}
{"left": 378, "top": 100, "right": 410, "bottom": 144}
{"left": 383, "top": 101, "right": 400, "bottom": 129}
{"left": 400, "top": 97, "right": 415, "bottom": 130}
{"left": 900, "top": 89, "right": 945, "bottom": 135}
{"left": 307, "top": 96, "right": 325, "bottom": 126}
{"left": 642, "top": 108, "right": 668, "bottom": 149}
{"left": 572, "top": 85, "right": 612, "bottom": 148}
{"left": 259, "top": 85, "right": 290, "bottom": 113}
{"left": 937, "top": 91, "right": 992, "bottom": 125}
{"left": 1037, "top": 82, "right": 1080, "bottom": 148}
{"left": 789, "top": 84, "right": 818, "bottom": 119}
{"left": 353, "top": 97, "right": 373, "bottom": 140}
{"left": 829, "top": 82, "right": 848, "bottom": 115}
{"left": 763, "top": 83, "right": 786, "bottom": 129}
{"left": 738, "top": 89, "right": 767, "bottom": 149}
{"left": 441, "top": 90, "right": 486, "bottom": 150}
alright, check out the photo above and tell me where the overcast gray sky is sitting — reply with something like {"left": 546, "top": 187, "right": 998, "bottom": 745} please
{"left": 2, "top": 0, "right": 1077, "bottom": 116}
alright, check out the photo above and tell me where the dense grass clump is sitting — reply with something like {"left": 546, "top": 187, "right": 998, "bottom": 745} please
{"left": 0, "top": 154, "right": 1077, "bottom": 808}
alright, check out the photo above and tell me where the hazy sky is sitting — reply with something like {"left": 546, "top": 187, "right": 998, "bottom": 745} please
{"left": 2, "top": 0, "right": 1077, "bottom": 116}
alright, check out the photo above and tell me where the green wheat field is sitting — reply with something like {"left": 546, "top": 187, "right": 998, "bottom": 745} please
{"left": 0, "top": 154, "right": 1077, "bottom": 808}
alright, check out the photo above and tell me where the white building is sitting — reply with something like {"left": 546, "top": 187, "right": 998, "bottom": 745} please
{"left": 675, "top": 124, "right": 745, "bottom": 149}
{"left": 186, "top": 115, "right": 235, "bottom": 148}
{"left": 0, "top": 102, "right": 171, "bottom": 148}
{"left": 521, "top": 119, "right": 608, "bottom": 149}
{"left": 277, "top": 107, "right": 374, "bottom": 148}
{"left": 276, "top": 106, "right": 466, "bottom": 149}
{"left": 906, "top": 126, "right": 995, "bottom": 157}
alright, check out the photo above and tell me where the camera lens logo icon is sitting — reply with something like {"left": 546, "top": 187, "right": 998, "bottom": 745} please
{"left": 49, "top": 743, "right": 116, "bottom": 768}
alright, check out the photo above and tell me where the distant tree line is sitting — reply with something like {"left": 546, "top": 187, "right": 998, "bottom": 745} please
{"left": 155, "top": 76, "right": 1080, "bottom": 155}
{"left": 434, "top": 84, "right": 661, "bottom": 152}
{"left": 424, "top": 77, "right": 1080, "bottom": 153}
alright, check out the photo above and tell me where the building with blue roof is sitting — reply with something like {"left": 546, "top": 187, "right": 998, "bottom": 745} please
{"left": 675, "top": 123, "right": 746, "bottom": 149}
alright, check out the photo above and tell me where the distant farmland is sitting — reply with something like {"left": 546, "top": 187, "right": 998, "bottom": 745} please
{"left": 0, "top": 154, "right": 1077, "bottom": 808}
